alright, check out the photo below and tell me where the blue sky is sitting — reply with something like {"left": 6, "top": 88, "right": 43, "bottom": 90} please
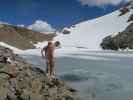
{"left": 0, "top": 0, "right": 130, "bottom": 31}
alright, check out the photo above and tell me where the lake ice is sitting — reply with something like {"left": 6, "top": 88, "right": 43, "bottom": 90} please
{"left": 20, "top": 50, "right": 133, "bottom": 100}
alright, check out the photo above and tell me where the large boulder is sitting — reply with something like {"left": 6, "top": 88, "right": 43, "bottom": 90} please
{"left": 0, "top": 46, "right": 79, "bottom": 100}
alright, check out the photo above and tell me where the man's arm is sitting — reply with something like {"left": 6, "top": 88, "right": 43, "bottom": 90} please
{"left": 41, "top": 48, "right": 45, "bottom": 59}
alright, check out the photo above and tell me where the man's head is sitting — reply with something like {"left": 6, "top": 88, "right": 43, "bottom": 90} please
{"left": 54, "top": 41, "right": 60, "bottom": 47}
{"left": 47, "top": 41, "right": 60, "bottom": 47}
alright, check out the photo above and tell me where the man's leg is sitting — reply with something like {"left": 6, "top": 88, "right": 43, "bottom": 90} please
{"left": 46, "top": 62, "right": 48, "bottom": 73}
{"left": 49, "top": 60, "right": 55, "bottom": 77}
{"left": 46, "top": 60, "right": 50, "bottom": 76}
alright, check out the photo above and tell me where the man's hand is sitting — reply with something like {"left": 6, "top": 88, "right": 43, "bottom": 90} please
{"left": 41, "top": 49, "right": 45, "bottom": 59}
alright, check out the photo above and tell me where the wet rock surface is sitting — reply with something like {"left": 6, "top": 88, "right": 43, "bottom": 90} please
{"left": 0, "top": 46, "right": 79, "bottom": 100}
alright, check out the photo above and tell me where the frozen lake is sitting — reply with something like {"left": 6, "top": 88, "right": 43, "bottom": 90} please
{"left": 20, "top": 50, "right": 133, "bottom": 100}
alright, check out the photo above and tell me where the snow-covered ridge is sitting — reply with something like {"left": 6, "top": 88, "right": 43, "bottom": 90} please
{"left": 54, "top": 9, "right": 133, "bottom": 50}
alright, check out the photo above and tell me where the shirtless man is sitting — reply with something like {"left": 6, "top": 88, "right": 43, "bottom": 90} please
{"left": 41, "top": 41, "right": 60, "bottom": 77}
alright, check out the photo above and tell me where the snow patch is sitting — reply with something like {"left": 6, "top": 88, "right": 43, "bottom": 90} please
{"left": 0, "top": 42, "right": 23, "bottom": 54}
{"left": 54, "top": 9, "right": 133, "bottom": 50}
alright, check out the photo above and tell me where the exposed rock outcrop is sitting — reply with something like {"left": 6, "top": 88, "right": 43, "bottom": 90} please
{"left": 101, "top": 22, "right": 133, "bottom": 50}
{"left": 0, "top": 46, "right": 79, "bottom": 100}
{"left": 119, "top": 1, "right": 133, "bottom": 16}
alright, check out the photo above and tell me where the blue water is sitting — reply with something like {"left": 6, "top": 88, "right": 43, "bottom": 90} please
{"left": 20, "top": 51, "right": 133, "bottom": 100}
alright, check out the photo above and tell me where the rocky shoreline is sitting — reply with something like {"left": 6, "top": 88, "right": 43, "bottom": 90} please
{"left": 0, "top": 46, "right": 79, "bottom": 100}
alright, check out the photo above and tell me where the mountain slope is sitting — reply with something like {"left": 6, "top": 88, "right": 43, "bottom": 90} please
{"left": 54, "top": 5, "right": 133, "bottom": 50}
{"left": 101, "top": 2, "right": 133, "bottom": 50}
{"left": 0, "top": 24, "right": 55, "bottom": 50}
